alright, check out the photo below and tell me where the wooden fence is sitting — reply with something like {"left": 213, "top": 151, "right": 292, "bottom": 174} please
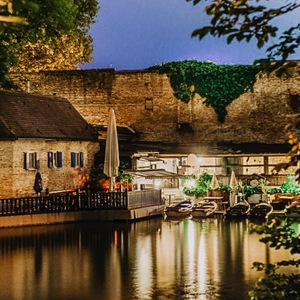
{"left": 0, "top": 190, "right": 163, "bottom": 217}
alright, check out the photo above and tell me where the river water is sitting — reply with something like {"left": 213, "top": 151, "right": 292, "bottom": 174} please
{"left": 0, "top": 217, "right": 298, "bottom": 300}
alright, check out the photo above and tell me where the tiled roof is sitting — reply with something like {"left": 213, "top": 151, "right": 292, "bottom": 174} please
{"left": 0, "top": 90, "right": 98, "bottom": 141}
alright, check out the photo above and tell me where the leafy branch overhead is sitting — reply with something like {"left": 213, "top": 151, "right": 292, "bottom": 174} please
{"left": 150, "top": 60, "right": 261, "bottom": 122}
{"left": 0, "top": 0, "right": 99, "bottom": 87}
{"left": 186, "top": 0, "right": 300, "bottom": 76}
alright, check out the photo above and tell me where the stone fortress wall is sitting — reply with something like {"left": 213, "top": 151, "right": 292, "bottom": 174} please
{"left": 9, "top": 66, "right": 300, "bottom": 154}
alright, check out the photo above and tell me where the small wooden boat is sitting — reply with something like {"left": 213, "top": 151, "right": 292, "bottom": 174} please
{"left": 284, "top": 201, "right": 300, "bottom": 220}
{"left": 248, "top": 202, "right": 273, "bottom": 219}
{"left": 191, "top": 201, "right": 218, "bottom": 218}
{"left": 165, "top": 200, "right": 192, "bottom": 218}
{"left": 225, "top": 201, "right": 250, "bottom": 219}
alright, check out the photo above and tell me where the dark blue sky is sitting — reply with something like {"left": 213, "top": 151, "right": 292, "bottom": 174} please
{"left": 83, "top": 0, "right": 300, "bottom": 71}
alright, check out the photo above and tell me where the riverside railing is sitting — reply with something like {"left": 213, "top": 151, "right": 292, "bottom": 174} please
{"left": 0, "top": 189, "right": 162, "bottom": 217}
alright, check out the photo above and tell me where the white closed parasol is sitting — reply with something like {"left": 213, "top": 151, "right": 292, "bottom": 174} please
{"left": 210, "top": 173, "right": 220, "bottom": 190}
{"left": 104, "top": 108, "right": 120, "bottom": 191}
{"left": 229, "top": 170, "right": 238, "bottom": 192}
{"left": 229, "top": 170, "right": 238, "bottom": 206}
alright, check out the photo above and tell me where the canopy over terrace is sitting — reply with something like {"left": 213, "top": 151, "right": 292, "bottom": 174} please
{"left": 122, "top": 169, "right": 183, "bottom": 190}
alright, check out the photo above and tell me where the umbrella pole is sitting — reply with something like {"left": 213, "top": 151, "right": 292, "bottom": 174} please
{"left": 109, "top": 177, "right": 116, "bottom": 192}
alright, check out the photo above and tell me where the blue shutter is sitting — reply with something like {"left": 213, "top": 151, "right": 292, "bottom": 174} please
{"left": 57, "top": 152, "right": 62, "bottom": 168}
{"left": 79, "top": 152, "right": 84, "bottom": 167}
{"left": 71, "top": 152, "right": 76, "bottom": 167}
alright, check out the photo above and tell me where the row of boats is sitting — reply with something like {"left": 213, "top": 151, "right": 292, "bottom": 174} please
{"left": 165, "top": 200, "right": 218, "bottom": 219}
{"left": 164, "top": 199, "right": 300, "bottom": 220}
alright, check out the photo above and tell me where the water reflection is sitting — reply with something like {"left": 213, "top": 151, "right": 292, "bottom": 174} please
{"left": 0, "top": 218, "right": 298, "bottom": 300}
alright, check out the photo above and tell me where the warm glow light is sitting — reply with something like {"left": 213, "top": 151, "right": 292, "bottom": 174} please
{"left": 197, "top": 156, "right": 204, "bottom": 165}
{"left": 185, "top": 178, "right": 197, "bottom": 189}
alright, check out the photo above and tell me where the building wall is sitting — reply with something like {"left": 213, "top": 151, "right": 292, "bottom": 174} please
{"left": 10, "top": 68, "right": 300, "bottom": 151}
{"left": 0, "top": 140, "right": 99, "bottom": 198}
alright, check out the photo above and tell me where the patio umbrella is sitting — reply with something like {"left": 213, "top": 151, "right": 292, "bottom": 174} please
{"left": 34, "top": 171, "right": 43, "bottom": 195}
{"left": 229, "top": 170, "right": 238, "bottom": 191}
{"left": 210, "top": 173, "right": 220, "bottom": 190}
{"left": 229, "top": 170, "right": 238, "bottom": 206}
{"left": 104, "top": 108, "right": 120, "bottom": 191}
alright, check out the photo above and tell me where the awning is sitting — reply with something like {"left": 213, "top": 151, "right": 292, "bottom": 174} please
{"left": 123, "top": 169, "right": 180, "bottom": 179}
{"left": 140, "top": 157, "right": 164, "bottom": 163}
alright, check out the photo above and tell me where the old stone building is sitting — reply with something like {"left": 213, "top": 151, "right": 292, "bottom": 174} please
{"left": 9, "top": 65, "right": 300, "bottom": 180}
{"left": 0, "top": 90, "right": 99, "bottom": 198}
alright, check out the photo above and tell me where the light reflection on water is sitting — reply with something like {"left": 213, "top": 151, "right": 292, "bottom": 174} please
{"left": 0, "top": 217, "right": 298, "bottom": 300}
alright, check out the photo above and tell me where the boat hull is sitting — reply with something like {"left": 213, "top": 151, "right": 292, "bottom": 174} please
{"left": 225, "top": 201, "right": 250, "bottom": 219}
{"left": 285, "top": 202, "right": 300, "bottom": 220}
{"left": 191, "top": 201, "right": 218, "bottom": 218}
{"left": 248, "top": 202, "right": 273, "bottom": 219}
{"left": 165, "top": 209, "right": 191, "bottom": 218}
{"left": 164, "top": 200, "right": 192, "bottom": 218}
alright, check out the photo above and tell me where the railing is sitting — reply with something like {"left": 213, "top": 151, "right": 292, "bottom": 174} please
{"left": 127, "top": 190, "right": 162, "bottom": 209}
{"left": 0, "top": 189, "right": 163, "bottom": 217}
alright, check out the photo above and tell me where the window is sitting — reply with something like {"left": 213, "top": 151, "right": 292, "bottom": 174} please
{"left": 71, "top": 152, "right": 84, "bottom": 168}
{"left": 23, "top": 152, "right": 39, "bottom": 170}
{"left": 48, "top": 151, "right": 63, "bottom": 168}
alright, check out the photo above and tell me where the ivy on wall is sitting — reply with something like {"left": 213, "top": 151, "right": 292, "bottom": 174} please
{"left": 149, "top": 60, "right": 261, "bottom": 122}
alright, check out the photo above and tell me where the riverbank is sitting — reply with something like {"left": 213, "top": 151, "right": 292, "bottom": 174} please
{"left": 0, "top": 205, "right": 164, "bottom": 228}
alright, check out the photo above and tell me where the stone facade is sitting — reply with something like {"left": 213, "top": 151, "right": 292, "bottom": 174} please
{"left": 9, "top": 66, "right": 300, "bottom": 154}
{"left": 0, "top": 90, "right": 100, "bottom": 198}
{"left": 0, "top": 139, "right": 99, "bottom": 198}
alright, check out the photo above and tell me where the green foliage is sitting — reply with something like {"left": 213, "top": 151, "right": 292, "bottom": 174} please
{"left": 280, "top": 174, "right": 300, "bottom": 194}
{"left": 89, "top": 161, "right": 131, "bottom": 188}
{"left": 150, "top": 60, "right": 261, "bottom": 122}
{"left": 273, "top": 128, "right": 300, "bottom": 183}
{"left": 0, "top": 0, "right": 99, "bottom": 86}
{"left": 182, "top": 172, "right": 212, "bottom": 196}
{"left": 186, "top": 0, "right": 300, "bottom": 75}
{"left": 249, "top": 218, "right": 300, "bottom": 299}
{"left": 0, "top": 0, "right": 38, "bottom": 29}
{"left": 220, "top": 184, "right": 230, "bottom": 192}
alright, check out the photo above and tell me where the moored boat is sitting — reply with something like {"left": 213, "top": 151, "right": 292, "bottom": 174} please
{"left": 284, "top": 201, "right": 300, "bottom": 220}
{"left": 164, "top": 200, "right": 192, "bottom": 218}
{"left": 248, "top": 202, "right": 273, "bottom": 220}
{"left": 191, "top": 201, "right": 218, "bottom": 218}
{"left": 225, "top": 201, "right": 250, "bottom": 219}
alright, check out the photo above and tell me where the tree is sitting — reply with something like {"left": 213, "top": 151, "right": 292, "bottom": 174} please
{"left": 186, "top": 0, "right": 300, "bottom": 75}
{"left": 0, "top": 0, "right": 38, "bottom": 28}
{"left": 0, "top": 0, "right": 39, "bottom": 86}
{"left": 0, "top": 0, "right": 99, "bottom": 86}
{"left": 249, "top": 219, "right": 300, "bottom": 299}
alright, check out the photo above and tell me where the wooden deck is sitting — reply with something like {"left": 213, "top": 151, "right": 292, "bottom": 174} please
{"left": 0, "top": 190, "right": 164, "bottom": 227}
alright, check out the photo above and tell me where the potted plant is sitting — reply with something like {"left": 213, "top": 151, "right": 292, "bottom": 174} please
{"left": 220, "top": 184, "right": 230, "bottom": 202}
{"left": 182, "top": 172, "right": 212, "bottom": 198}
{"left": 258, "top": 178, "right": 270, "bottom": 201}
{"left": 280, "top": 174, "right": 300, "bottom": 194}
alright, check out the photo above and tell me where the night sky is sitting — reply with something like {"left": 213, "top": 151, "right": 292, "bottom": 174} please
{"left": 83, "top": 0, "right": 300, "bottom": 71}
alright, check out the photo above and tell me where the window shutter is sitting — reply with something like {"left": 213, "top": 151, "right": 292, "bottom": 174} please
{"left": 23, "top": 152, "right": 28, "bottom": 169}
{"left": 35, "top": 152, "right": 39, "bottom": 169}
{"left": 48, "top": 152, "right": 53, "bottom": 168}
{"left": 79, "top": 152, "right": 84, "bottom": 167}
{"left": 57, "top": 152, "right": 62, "bottom": 168}
{"left": 71, "top": 152, "right": 76, "bottom": 167}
